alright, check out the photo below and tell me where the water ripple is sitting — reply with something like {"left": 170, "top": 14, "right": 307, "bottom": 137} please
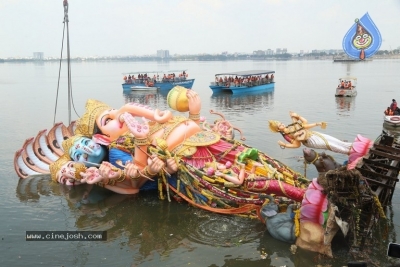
{"left": 185, "top": 212, "right": 264, "bottom": 247}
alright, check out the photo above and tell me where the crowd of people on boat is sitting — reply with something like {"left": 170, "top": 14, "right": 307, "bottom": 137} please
{"left": 123, "top": 71, "right": 188, "bottom": 85}
{"left": 215, "top": 74, "right": 274, "bottom": 87}
{"left": 384, "top": 99, "right": 400, "bottom": 115}
{"left": 337, "top": 79, "right": 353, "bottom": 89}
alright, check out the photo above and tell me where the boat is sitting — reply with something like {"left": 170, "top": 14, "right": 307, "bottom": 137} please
{"left": 209, "top": 70, "right": 275, "bottom": 94}
{"left": 384, "top": 115, "right": 400, "bottom": 127}
{"left": 335, "top": 76, "right": 357, "bottom": 97}
{"left": 130, "top": 85, "right": 157, "bottom": 91}
{"left": 122, "top": 70, "right": 195, "bottom": 91}
{"left": 333, "top": 56, "right": 372, "bottom": 62}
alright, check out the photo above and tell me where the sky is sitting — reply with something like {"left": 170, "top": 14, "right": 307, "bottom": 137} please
{"left": 1, "top": 0, "right": 400, "bottom": 58}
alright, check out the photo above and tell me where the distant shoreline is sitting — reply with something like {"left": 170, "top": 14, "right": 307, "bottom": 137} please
{"left": 1, "top": 54, "right": 399, "bottom": 63}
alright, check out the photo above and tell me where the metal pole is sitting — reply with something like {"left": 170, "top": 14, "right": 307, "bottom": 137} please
{"left": 63, "top": 0, "right": 71, "bottom": 124}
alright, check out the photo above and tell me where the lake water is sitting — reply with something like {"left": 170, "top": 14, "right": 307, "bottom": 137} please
{"left": 1, "top": 59, "right": 400, "bottom": 266}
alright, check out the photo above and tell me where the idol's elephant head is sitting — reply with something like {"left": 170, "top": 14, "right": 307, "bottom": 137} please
{"left": 260, "top": 195, "right": 296, "bottom": 243}
{"left": 303, "top": 148, "right": 342, "bottom": 174}
{"left": 303, "top": 148, "right": 342, "bottom": 190}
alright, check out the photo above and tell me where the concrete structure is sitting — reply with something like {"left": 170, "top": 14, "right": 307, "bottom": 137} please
{"left": 33, "top": 52, "right": 44, "bottom": 60}
{"left": 157, "top": 50, "right": 170, "bottom": 58}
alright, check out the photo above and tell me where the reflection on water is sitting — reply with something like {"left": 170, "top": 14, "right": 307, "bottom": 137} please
{"left": 335, "top": 96, "right": 356, "bottom": 115}
{"left": 14, "top": 174, "right": 398, "bottom": 266}
{"left": 210, "top": 90, "right": 274, "bottom": 111}
{"left": 123, "top": 89, "right": 163, "bottom": 106}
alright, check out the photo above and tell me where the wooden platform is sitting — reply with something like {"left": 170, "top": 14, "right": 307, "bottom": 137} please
{"left": 356, "top": 132, "right": 400, "bottom": 207}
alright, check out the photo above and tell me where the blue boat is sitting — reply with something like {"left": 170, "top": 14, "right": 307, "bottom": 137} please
{"left": 122, "top": 70, "right": 195, "bottom": 91}
{"left": 209, "top": 70, "right": 275, "bottom": 94}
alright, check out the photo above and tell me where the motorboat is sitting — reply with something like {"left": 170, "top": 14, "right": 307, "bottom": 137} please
{"left": 384, "top": 115, "right": 400, "bottom": 127}
{"left": 122, "top": 70, "right": 195, "bottom": 91}
{"left": 209, "top": 70, "right": 275, "bottom": 94}
{"left": 335, "top": 76, "right": 357, "bottom": 97}
{"left": 131, "top": 85, "right": 157, "bottom": 91}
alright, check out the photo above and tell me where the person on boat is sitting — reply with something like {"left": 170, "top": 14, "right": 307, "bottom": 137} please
{"left": 340, "top": 80, "right": 345, "bottom": 88}
{"left": 390, "top": 99, "right": 397, "bottom": 113}
{"left": 384, "top": 107, "right": 394, "bottom": 116}
{"left": 268, "top": 111, "right": 372, "bottom": 169}
{"left": 234, "top": 78, "right": 239, "bottom": 87}
{"left": 348, "top": 80, "right": 352, "bottom": 88}
{"left": 270, "top": 74, "right": 274, "bottom": 81}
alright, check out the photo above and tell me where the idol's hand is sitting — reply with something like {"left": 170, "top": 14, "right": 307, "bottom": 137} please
{"left": 187, "top": 90, "right": 201, "bottom": 115}
{"left": 165, "top": 157, "right": 178, "bottom": 173}
{"left": 98, "top": 161, "right": 121, "bottom": 180}
{"left": 289, "top": 111, "right": 299, "bottom": 119}
{"left": 147, "top": 155, "right": 165, "bottom": 175}
{"left": 124, "top": 114, "right": 149, "bottom": 139}
{"left": 278, "top": 140, "right": 286, "bottom": 147}
{"left": 80, "top": 167, "right": 103, "bottom": 184}
{"left": 215, "top": 170, "right": 224, "bottom": 177}
{"left": 124, "top": 161, "right": 140, "bottom": 179}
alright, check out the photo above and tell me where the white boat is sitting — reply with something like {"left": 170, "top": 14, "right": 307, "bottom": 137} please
{"left": 335, "top": 76, "right": 357, "bottom": 97}
{"left": 384, "top": 115, "right": 400, "bottom": 127}
{"left": 130, "top": 85, "right": 158, "bottom": 91}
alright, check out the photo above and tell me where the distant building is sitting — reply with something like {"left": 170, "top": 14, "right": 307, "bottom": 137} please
{"left": 282, "top": 48, "right": 287, "bottom": 54}
{"left": 253, "top": 50, "right": 265, "bottom": 56}
{"left": 157, "top": 50, "right": 170, "bottom": 58}
{"left": 276, "top": 48, "right": 282, "bottom": 55}
{"left": 266, "top": 49, "right": 274, "bottom": 55}
{"left": 33, "top": 52, "right": 44, "bottom": 60}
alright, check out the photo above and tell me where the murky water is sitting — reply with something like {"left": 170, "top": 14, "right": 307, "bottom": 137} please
{"left": 2, "top": 59, "right": 400, "bottom": 266}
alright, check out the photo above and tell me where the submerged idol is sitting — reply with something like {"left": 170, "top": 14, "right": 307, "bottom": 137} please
{"left": 14, "top": 86, "right": 379, "bottom": 257}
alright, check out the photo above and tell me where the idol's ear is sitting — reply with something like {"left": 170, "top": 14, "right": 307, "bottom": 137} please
{"left": 92, "top": 134, "right": 111, "bottom": 146}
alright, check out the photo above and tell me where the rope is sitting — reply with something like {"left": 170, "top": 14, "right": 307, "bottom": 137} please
{"left": 54, "top": 0, "right": 80, "bottom": 126}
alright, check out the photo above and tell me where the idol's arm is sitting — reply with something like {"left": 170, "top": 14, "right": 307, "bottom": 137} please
{"left": 104, "top": 183, "right": 140, "bottom": 194}
{"left": 289, "top": 111, "right": 308, "bottom": 124}
{"left": 187, "top": 90, "right": 201, "bottom": 124}
{"left": 303, "top": 122, "right": 327, "bottom": 130}
{"left": 278, "top": 139, "right": 301, "bottom": 148}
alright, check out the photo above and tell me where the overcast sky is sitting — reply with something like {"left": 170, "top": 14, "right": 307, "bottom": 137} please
{"left": 1, "top": 0, "right": 400, "bottom": 58}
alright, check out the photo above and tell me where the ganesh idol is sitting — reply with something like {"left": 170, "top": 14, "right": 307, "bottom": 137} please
{"left": 51, "top": 87, "right": 305, "bottom": 197}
